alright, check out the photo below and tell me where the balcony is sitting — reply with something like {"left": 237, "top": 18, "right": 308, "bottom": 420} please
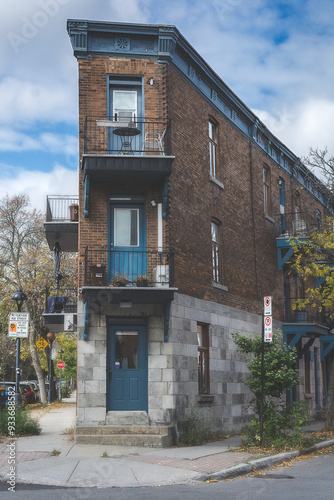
{"left": 42, "top": 288, "right": 77, "bottom": 333}
{"left": 44, "top": 195, "right": 79, "bottom": 252}
{"left": 275, "top": 212, "right": 319, "bottom": 270}
{"left": 279, "top": 297, "right": 329, "bottom": 350}
{"left": 82, "top": 117, "right": 174, "bottom": 184}
{"left": 82, "top": 247, "right": 176, "bottom": 305}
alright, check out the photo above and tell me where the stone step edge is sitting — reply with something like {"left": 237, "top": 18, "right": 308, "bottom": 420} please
{"left": 75, "top": 425, "right": 174, "bottom": 436}
{"left": 75, "top": 433, "right": 173, "bottom": 447}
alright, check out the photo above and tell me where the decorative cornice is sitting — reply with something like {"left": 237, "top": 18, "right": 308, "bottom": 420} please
{"left": 67, "top": 19, "right": 332, "bottom": 211}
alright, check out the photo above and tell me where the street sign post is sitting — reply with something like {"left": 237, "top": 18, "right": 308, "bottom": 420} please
{"left": 8, "top": 312, "right": 29, "bottom": 338}
{"left": 260, "top": 295, "right": 273, "bottom": 447}
{"left": 264, "top": 315, "right": 273, "bottom": 342}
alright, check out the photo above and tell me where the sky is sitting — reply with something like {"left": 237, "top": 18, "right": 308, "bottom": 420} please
{"left": 0, "top": 0, "right": 333, "bottom": 212}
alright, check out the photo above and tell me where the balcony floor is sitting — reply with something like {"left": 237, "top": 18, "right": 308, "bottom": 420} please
{"left": 83, "top": 154, "right": 174, "bottom": 183}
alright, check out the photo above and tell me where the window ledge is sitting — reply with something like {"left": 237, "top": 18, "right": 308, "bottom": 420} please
{"left": 265, "top": 214, "right": 275, "bottom": 223}
{"left": 210, "top": 176, "right": 224, "bottom": 190}
{"left": 212, "top": 282, "right": 228, "bottom": 292}
{"left": 197, "top": 394, "right": 215, "bottom": 406}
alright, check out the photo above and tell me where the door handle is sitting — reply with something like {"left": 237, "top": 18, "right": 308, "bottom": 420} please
{"left": 108, "top": 369, "right": 112, "bottom": 382}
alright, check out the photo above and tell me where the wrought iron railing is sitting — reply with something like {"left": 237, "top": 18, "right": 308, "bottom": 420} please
{"left": 83, "top": 117, "right": 171, "bottom": 155}
{"left": 46, "top": 195, "right": 79, "bottom": 222}
{"left": 275, "top": 212, "right": 320, "bottom": 238}
{"left": 278, "top": 297, "right": 328, "bottom": 325}
{"left": 84, "top": 248, "right": 174, "bottom": 287}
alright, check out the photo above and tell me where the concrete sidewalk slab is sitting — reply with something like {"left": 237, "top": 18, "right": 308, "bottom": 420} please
{"left": 0, "top": 394, "right": 332, "bottom": 488}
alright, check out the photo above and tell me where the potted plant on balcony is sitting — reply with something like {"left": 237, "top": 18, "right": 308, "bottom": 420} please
{"left": 135, "top": 275, "right": 149, "bottom": 287}
{"left": 111, "top": 273, "right": 129, "bottom": 287}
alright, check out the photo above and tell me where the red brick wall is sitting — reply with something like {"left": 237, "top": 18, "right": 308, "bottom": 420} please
{"left": 77, "top": 56, "right": 168, "bottom": 288}
{"left": 166, "top": 66, "right": 328, "bottom": 317}
{"left": 76, "top": 54, "right": 328, "bottom": 319}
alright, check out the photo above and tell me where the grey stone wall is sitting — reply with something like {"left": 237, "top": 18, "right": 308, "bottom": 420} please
{"left": 167, "top": 293, "right": 263, "bottom": 435}
{"left": 76, "top": 292, "right": 271, "bottom": 435}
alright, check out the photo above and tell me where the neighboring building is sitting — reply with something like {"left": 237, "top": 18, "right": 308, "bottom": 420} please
{"left": 44, "top": 19, "right": 334, "bottom": 446}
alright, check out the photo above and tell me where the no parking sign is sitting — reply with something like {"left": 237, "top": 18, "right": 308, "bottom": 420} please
{"left": 264, "top": 296, "right": 273, "bottom": 342}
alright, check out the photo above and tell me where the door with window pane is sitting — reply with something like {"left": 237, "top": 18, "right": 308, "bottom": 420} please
{"left": 108, "top": 82, "right": 143, "bottom": 152}
{"left": 109, "top": 203, "right": 146, "bottom": 283}
{"left": 107, "top": 323, "right": 147, "bottom": 411}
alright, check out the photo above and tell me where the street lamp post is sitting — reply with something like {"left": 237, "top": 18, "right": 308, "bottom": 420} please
{"left": 46, "top": 332, "right": 55, "bottom": 404}
{"left": 58, "top": 348, "right": 64, "bottom": 401}
{"left": 12, "top": 289, "right": 27, "bottom": 398}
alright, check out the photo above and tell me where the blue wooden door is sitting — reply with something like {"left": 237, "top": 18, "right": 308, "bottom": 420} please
{"left": 109, "top": 202, "right": 146, "bottom": 283}
{"left": 107, "top": 324, "right": 147, "bottom": 411}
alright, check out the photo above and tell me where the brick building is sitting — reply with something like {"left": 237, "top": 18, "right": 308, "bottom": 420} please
{"left": 44, "top": 19, "right": 334, "bottom": 446}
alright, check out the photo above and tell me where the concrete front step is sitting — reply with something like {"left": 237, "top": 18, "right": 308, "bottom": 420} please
{"left": 75, "top": 425, "right": 175, "bottom": 447}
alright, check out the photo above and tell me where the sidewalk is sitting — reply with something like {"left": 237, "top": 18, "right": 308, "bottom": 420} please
{"left": 1, "top": 393, "right": 333, "bottom": 488}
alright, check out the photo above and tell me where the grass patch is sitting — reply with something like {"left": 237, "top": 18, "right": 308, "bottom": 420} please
{"left": 0, "top": 407, "right": 41, "bottom": 436}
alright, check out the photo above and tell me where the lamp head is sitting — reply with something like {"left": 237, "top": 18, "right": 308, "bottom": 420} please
{"left": 12, "top": 288, "right": 27, "bottom": 309}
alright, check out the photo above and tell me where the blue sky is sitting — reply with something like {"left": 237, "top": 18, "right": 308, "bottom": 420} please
{"left": 0, "top": 0, "right": 333, "bottom": 211}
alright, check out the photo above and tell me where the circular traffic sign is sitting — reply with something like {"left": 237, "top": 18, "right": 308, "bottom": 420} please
{"left": 265, "top": 316, "right": 272, "bottom": 326}
{"left": 57, "top": 360, "right": 65, "bottom": 369}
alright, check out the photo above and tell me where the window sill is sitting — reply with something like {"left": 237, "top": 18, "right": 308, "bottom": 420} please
{"left": 197, "top": 394, "right": 215, "bottom": 406}
{"left": 210, "top": 176, "right": 224, "bottom": 190}
{"left": 212, "top": 282, "right": 228, "bottom": 292}
{"left": 265, "top": 214, "right": 275, "bottom": 223}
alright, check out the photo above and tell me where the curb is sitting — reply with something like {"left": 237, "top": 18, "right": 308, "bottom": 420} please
{"left": 194, "top": 439, "right": 334, "bottom": 483}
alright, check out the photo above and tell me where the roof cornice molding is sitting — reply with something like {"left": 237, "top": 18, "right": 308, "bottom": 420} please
{"left": 67, "top": 19, "right": 332, "bottom": 211}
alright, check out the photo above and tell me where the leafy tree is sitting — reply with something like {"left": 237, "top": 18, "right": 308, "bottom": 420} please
{"left": 232, "top": 330, "right": 298, "bottom": 409}
{"left": 0, "top": 195, "right": 77, "bottom": 404}
{"left": 232, "top": 330, "right": 310, "bottom": 446}
{"left": 289, "top": 219, "right": 334, "bottom": 428}
{"left": 288, "top": 147, "right": 334, "bottom": 429}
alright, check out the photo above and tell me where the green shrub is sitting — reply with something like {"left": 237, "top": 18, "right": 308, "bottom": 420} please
{"left": 242, "top": 400, "right": 311, "bottom": 450}
{"left": 0, "top": 407, "right": 41, "bottom": 436}
{"left": 178, "top": 407, "right": 211, "bottom": 446}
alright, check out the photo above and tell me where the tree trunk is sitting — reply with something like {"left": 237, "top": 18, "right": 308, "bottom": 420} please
{"left": 29, "top": 326, "right": 47, "bottom": 405}
{"left": 325, "top": 357, "right": 334, "bottom": 429}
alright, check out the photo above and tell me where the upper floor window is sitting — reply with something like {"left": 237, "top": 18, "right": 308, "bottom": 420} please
{"left": 316, "top": 209, "right": 322, "bottom": 231}
{"left": 209, "top": 120, "right": 218, "bottom": 178}
{"left": 211, "top": 220, "right": 221, "bottom": 283}
{"left": 279, "top": 178, "right": 285, "bottom": 233}
{"left": 197, "top": 323, "right": 210, "bottom": 395}
{"left": 263, "top": 166, "right": 272, "bottom": 217}
{"left": 113, "top": 90, "right": 137, "bottom": 121}
{"left": 108, "top": 76, "right": 143, "bottom": 121}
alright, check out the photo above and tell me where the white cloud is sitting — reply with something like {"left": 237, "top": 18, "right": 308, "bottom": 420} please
{"left": 0, "top": 127, "right": 78, "bottom": 155}
{"left": 0, "top": 77, "right": 77, "bottom": 125}
{"left": 254, "top": 98, "right": 334, "bottom": 158}
{"left": 0, "top": 163, "right": 78, "bottom": 213}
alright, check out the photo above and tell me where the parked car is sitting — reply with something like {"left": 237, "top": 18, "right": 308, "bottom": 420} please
{"left": 0, "top": 384, "right": 5, "bottom": 409}
{"left": 19, "top": 382, "right": 36, "bottom": 405}
{"left": 23, "top": 380, "right": 40, "bottom": 401}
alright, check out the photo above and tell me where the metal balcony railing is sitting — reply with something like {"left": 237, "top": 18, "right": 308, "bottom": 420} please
{"left": 275, "top": 212, "right": 320, "bottom": 238}
{"left": 83, "top": 117, "right": 171, "bottom": 155}
{"left": 46, "top": 195, "right": 79, "bottom": 223}
{"left": 279, "top": 297, "right": 328, "bottom": 325}
{"left": 84, "top": 248, "right": 174, "bottom": 287}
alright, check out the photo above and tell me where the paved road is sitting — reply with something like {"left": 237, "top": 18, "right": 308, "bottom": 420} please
{"left": 1, "top": 449, "right": 333, "bottom": 499}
